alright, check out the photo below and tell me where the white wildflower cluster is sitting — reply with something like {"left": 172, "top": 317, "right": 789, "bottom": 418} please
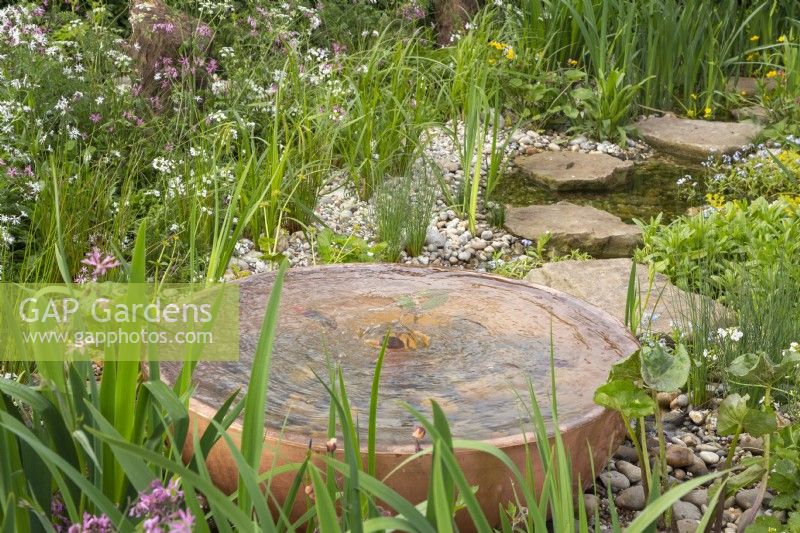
{"left": 717, "top": 327, "right": 744, "bottom": 342}
{"left": 198, "top": 0, "right": 235, "bottom": 17}
{"left": 106, "top": 47, "right": 134, "bottom": 71}
{"left": 152, "top": 157, "right": 178, "bottom": 174}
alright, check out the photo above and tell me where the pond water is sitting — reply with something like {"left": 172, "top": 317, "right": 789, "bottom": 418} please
{"left": 495, "top": 156, "right": 705, "bottom": 223}
{"left": 161, "top": 265, "right": 638, "bottom": 449}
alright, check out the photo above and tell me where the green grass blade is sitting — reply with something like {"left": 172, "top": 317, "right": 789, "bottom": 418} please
{"left": 239, "top": 259, "right": 288, "bottom": 514}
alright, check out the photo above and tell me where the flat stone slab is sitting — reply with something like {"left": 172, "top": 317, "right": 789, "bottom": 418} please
{"left": 513, "top": 152, "right": 634, "bottom": 191}
{"left": 526, "top": 258, "right": 699, "bottom": 334}
{"left": 504, "top": 202, "right": 641, "bottom": 258}
{"left": 635, "top": 114, "right": 763, "bottom": 160}
{"left": 727, "top": 76, "right": 777, "bottom": 97}
{"left": 731, "top": 105, "right": 768, "bottom": 124}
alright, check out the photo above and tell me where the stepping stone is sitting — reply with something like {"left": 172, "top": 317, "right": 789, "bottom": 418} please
{"left": 504, "top": 202, "right": 641, "bottom": 258}
{"left": 634, "top": 113, "right": 763, "bottom": 160}
{"left": 727, "top": 76, "right": 777, "bottom": 97}
{"left": 513, "top": 151, "right": 634, "bottom": 191}
{"left": 731, "top": 105, "right": 768, "bottom": 124}
{"left": 525, "top": 258, "right": 710, "bottom": 334}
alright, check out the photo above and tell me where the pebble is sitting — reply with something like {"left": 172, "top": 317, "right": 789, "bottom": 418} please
{"left": 699, "top": 451, "right": 720, "bottom": 465}
{"left": 662, "top": 410, "right": 686, "bottom": 426}
{"left": 671, "top": 393, "right": 689, "bottom": 409}
{"left": 615, "top": 485, "right": 646, "bottom": 511}
{"left": 480, "top": 229, "right": 493, "bottom": 240}
{"left": 672, "top": 501, "right": 702, "bottom": 521}
{"left": 739, "top": 434, "right": 764, "bottom": 455}
{"left": 599, "top": 471, "right": 630, "bottom": 491}
{"left": 735, "top": 488, "right": 772, "bottom": 509}
{"left": 657, "top": 391, "right": 678, "bottom": 409}
{"left": 688, "top": 456, "right": 709, "bottom": 476}
{"left": 547, "top": 142, "right": 561, "bottom": 151}
{"left": 615, "top": 460, "right": 642, "bottom": 483}
{"left": 676, "top": 519, "right": 701, "bottom": 533}
{"left": 683, "top": 488, "right": 708, "bottom": 507}
{"left": 457, "top": 250, "right": 472, "bottom": 262}
{"left": 583, "top": 494, "right": 599, "bottom": 517}
{"left": 613, "top": 445, "right": 639, "bottom": 464}
{"left": 689, "top": 410, "right": 706, "bottom": 425}
{"left": 666, "top": 446, "right": 695, "bottom": 468}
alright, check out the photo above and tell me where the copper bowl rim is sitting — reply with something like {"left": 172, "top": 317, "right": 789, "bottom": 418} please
{"left": 175, "top": 263, "right": 638, "bottom": 456}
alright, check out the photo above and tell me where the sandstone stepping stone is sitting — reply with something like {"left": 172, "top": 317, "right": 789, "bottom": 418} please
{"left": 513, "top": 151, "right": 633, "bottom": 191}
{"left": 634, "top": 113, "right": 763, "bottom": 160}
{"left": 731, "top": 105, "right": 768, "bottom": 124}
{"left": 505, "top": 202, "right": 641, "bottom": 258}
{"left": 727, "top": 76, "right": 777, "bottom": 97}
{"left": 525, "top": 258, "right": 704, "bottom": 334}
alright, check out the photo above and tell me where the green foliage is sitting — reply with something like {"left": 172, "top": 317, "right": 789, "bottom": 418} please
{"left": 594, "top": 379, "right": 656, "bottom": 419}
{"left": 315, "top": 228, "right": 386, "bottom": 264}
{"left": 490, "top": 235, "right": 590, "bottom": 279}
{"left": 572, "top": 69, "right": 649, "bottom": 142}
{"left": 766, "top": 424, "right": 800, "bottom": 527}
{"left": 640, "top": 343, "right": 690, "bottom": 392}
{"left": 374, "top": 170, "right": 437, "bottom": 261}
{"left": 636, "top": 198, "right": 800, "bottom": 298}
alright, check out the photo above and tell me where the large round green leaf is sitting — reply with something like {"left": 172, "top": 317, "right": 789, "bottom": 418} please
{"left": 641, "top": 344, "right": 690, "bottom": 392}
{"left": 594, "top": 379, "right": 656, "bottom": 418}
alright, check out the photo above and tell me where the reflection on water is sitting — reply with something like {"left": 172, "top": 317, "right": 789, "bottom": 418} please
{"left": 162, "top": 266, "right": 637, "bottom": 448}
{"left": 495, "top": 156, "right": 705, "bottom": 223}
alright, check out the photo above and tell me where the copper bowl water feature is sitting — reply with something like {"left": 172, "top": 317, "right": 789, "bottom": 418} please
{"left": 161, "top": 264, "right": 636, "bottom": 527}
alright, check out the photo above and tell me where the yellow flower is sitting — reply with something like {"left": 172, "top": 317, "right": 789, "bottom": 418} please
{"left": 567, "top": 58, "right": 578, "bottom": 66}
{"left": 706, "top": 193, "right": 726, "bottom": 209}
{"left": 778, "top": 35, "right": 786, "bottom": 43}
{"left": 703, "top": 106, "right": 712, "bottom": 118}
{"left": 766, "top": 69, "right": 779, "bottom": 78}
{"left": 690, "top": 93, "right": 698, "bottom": 100}
{"left": 750, "top": 35, "right": 759, "bottom": 42}
{"left": 505, "top": 47, "right": 516, "bottom": 61}
{"left": 687, "top": 109, "right": 696, "bottom": 118}
{"left": 488, "top": 58, "right": 496, "bottom": 65}
{"left": 746, "top": 53, "right": 758, "bottom": 61}
{"left": 488, "top": 40, "right": 505, "bottom": 51}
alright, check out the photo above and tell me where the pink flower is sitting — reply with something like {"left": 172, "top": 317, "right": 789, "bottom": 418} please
{"left": 80, "top": 248, "right": 120, "bottom": 280}
{"left": 196, "top": 24, "right": 212, "bottom": 38}
{"left": 205, "top": 59, "right": 218, "bottom": 75}
{"left": 89, "top": 113, "right": 102, "bottom": 123}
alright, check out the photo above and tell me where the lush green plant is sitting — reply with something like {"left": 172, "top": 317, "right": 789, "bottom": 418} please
{"left": 635, "top": 199, "right": 800, "bottom": 299}
{"left": 314, "top": 228, "right": 387, "bottom": 264}
{"left": 594, "top": 342, "right": 691, "bottom": 499}
{"left": 490, "top": 235, "right": 590, "bottom": 279}
{"left": 757, "top": 422, "right": 800, "bottom": 531}
{"left": 374, "top": 168, "right": 437, "bottom": 261}
{"left": 572, "top": 69, "right": 650, "bottom": 142}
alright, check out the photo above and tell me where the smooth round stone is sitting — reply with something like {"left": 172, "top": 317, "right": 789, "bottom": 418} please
{"left": 699, "top": 450, "right": 720, "bottom": 465}
{"left": 599, "top": 470, "right": 630, "bottom": 491}
{"left": 615, "top": 485, "right": 646, "bottom": 510}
